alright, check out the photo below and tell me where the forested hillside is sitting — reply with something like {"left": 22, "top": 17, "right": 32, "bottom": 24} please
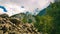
{"left": 34, "top": 1, "right": 60, "bottom": 34}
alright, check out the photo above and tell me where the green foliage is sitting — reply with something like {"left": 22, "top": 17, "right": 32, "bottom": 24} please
{"left": 46, "top": 2, "right": 60, "bottom": 34}
{"left": 22, "top": 17, "right": 27, "bottom": 23}
{"left": 11, "top": 13, "right": 36, "bottom": 23}
{"left": 34, "top": 2, "right": 60, "bottom": 34}
{"left": 34, "top": 15, "right": 53, "bottom": 34}
{"left": 28, "top": 19, "right": 32, "bottom": 23}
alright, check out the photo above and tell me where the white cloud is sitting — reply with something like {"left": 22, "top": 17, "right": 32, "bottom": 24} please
{"left": 0, "top": 0, "right": 55, "bottom": 16}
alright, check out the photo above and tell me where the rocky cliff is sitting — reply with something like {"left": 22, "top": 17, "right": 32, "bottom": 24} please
{"left": 0, "top": 14, "right": 41, "bottom": 34}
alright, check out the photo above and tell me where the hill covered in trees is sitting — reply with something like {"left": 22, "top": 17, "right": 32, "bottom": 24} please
{"left": 34, "top": 1, "right": 60, "bottom": 34}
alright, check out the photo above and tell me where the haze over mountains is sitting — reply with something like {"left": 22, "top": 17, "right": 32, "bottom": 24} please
{"left": 0, "top": 0, "right": 54, "bottom": 16}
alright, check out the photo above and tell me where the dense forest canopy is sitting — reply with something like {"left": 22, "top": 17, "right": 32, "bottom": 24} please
{"left": 34, "top": 1, "right": 60, "bottom": 34}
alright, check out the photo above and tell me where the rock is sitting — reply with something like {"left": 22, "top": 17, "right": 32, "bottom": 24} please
{"left": 0, "top": 30, "right": 3, "bottom": 34}
{"left": 1, "top": 26, "right": 8, "bottom": 33}
{"left": 0, "top": 14, "right": 9, "bottom": 18}
{"left": 9, "top": 18, "right": 21, "bottom": 25}
{"left": 0, "top": 14, "right": 41, "bottom": 34}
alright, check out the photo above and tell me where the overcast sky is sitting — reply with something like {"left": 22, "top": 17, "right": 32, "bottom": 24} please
{"left": 0, "top": 0, "right": 55, "bottom": 16}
